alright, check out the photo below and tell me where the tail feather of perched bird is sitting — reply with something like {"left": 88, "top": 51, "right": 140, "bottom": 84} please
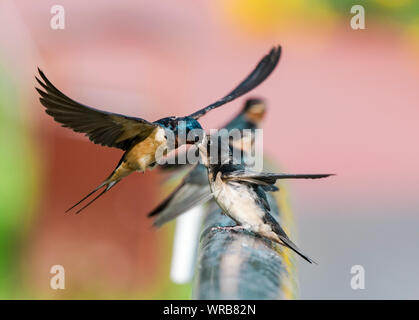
{"left": 275, "top": 232, "right": 316, "bottom": 264}
{"left": 221, "top": 171, "right": 334, "bottom": 186}
{"left": 261, "top": 210, "right": 316, "bottom": 264}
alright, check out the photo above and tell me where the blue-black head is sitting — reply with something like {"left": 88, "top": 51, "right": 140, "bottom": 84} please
{"left": 175, "top": 116, "right": 203, "bottom": 145}
{"left": 156, "top": 116, "right": 203, "bottom": 145}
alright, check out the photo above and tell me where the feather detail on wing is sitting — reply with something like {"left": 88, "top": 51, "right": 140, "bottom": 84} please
{"left": 222, "top": 170, "right": 334, "bottom": 186}
{"left": 36, "top": 68, "right": 157, "bottom": 150}
{"left": 149, "top": 164, "right": 214, "bottom": 227}
{"left": 150, "top": 183, "right": 213, "bottom": 228}
{"left": 188, "top": 46, "right": 281, "bottom": 120}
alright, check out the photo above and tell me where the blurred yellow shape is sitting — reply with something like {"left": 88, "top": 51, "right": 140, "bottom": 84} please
{"left": 217, "top": 0, "right": 337, "bottom": 40}
{"left": 405, "top": 19, "right": 419, "bottom": 45}
{"left": 404, "top": 19, "right": 419, "bottom": 70}
{"left": 221, "top": 0, "right": 305, "bottom": 34}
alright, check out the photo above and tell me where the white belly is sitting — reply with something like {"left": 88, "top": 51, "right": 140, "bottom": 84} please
{"left": 210, "top": 173, "right": 266, "bottom": 229}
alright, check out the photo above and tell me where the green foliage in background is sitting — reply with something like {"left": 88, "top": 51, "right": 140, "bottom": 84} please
{"left": 0, "top": 65, "right": 190, "bottom": 299}
{"left": 0, "top": 65, "right": 36, "bottom": 299}
{"left": 327, "top": 0, "right": 419, "bottom": 26}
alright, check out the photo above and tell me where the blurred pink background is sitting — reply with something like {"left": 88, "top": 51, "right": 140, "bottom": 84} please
{"left": 0, "top": 0, "right": 418, "bottom": 299}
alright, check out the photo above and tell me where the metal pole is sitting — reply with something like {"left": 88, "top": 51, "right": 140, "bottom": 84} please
{"left": 192, "top": 192, "right": 299, "bottom": 299}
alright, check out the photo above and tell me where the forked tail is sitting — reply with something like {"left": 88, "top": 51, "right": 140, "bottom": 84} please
{"left": 277, "top": 235, "right": 317, "bottom": 264}
{"left": 65, "top": 156, "right": 127, "bottom": 214}
{"left": 65, "top": 179, "right": 120, "bottom": 214}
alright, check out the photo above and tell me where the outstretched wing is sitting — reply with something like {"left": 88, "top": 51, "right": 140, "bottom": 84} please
{"left": 188, "top": 45, "right": 281, "bottom": 120}
{"left": 36, "top": 68, "right": 158, "bottom": 150}
{"left": 222, "top": 170, "right": 334, "bottom": 186}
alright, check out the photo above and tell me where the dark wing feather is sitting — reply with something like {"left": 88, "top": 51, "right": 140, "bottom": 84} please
{"left": 223, "top": 170, "right": 334, "bottom": 186}
{"left": 36, "top": 68, "right": 158, "bottom": 150}
{"left": 261, "top": 185, "right": 279, "bottom": 192}
{"left": 150, "top": 183, "right": 213, "bottom": 228}
{"left": 262, "top": 211, "right": 316, "bottom": 264}
{"left": 149, "top": 164, "right": 213, "bottom": 228}
{"left": 188, "top": 45, "right": 281, "bottom": 120}
{"left": 253, "top": 185, "right": 271, "bottom": 211}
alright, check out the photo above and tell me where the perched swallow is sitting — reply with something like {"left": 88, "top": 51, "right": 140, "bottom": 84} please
{"left": 198, "top": 135, "right": 334, "bottom": 263}
{"left": 148, "top": 98, "right": 267, "bottom": 227}
{"left": 36, "top": 46, "right": 281, "bottom": 213}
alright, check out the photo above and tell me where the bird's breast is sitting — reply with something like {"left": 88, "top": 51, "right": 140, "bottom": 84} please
{"left": 211, "top": 174, "right": 266, "bottom": 229}
{"left": 125, "top": 127, "right": 167, "bottom": 171}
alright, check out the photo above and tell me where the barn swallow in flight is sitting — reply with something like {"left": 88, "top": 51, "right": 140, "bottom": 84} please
{"left": 36, "top": 46, "right": 281, "bottom": 213}
{"left": 148, "top": 98, "right": 267, "bottom": 227}
{"left": 198, "top": 135, "right": 334, "bottom": 263}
